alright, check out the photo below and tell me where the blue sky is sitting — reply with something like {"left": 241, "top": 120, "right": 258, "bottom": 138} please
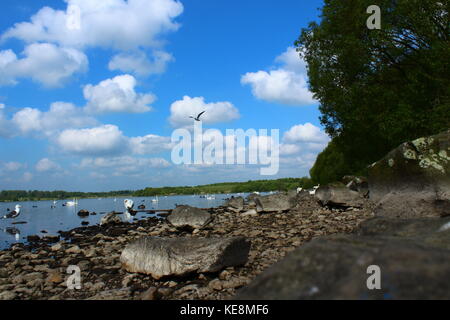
{"left": 0, "top": 0, "right": 329, "bottom": 192}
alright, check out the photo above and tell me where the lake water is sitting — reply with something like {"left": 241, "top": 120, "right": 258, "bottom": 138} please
{"left": 0, "top": 193, "right": 256, "bottom": 250}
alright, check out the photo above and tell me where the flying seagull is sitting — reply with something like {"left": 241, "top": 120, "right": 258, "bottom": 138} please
{"left": 190, "top": 111, "right": 206, "bottom": 121}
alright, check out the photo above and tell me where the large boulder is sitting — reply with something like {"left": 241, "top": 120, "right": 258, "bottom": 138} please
{"left": 120, "top": 236, "right": 250, "bottom": 279}
{"left": 255, "top": 193, "right": 296, "bottom": 213}
{"left": 167, "top": 205, "right": 212, "bottom": 230}
{"left": 368, "top": 130, "right": 450, "bottom": 218}
{"left": 315, "top": 184, "right": 365, "bottom": 208}
{"left": 225, "top": 196, "right": 244, "bottom": 212}
{"left": 100, "top": 212, "right": 122, "bottom": 226}
{"left": 235, "top": 222, "right": 450, "bottom": 300}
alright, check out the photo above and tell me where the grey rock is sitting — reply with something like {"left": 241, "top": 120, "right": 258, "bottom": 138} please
{"left": 255, "top": 193, "right": 296, "bottom": 212}
{"left": 343, "top": 176, "right": 369, "bottom": 196}
{"left": 120, "top": 236, "right": 250, "bottom": 279}
{"left": 226, "top": 197, "right": 244, "bottom": 212}
{"left": 315, "top": 185, "right": 365, "bottom": 208}
{"left": 368, "top": 129, "right": 450, "bottom": 218}
{"left": 236, "top": 232, "right": 450, "bottom": 300}
{"left": 167, "top": 205, "right": 212, "bottom": 230}
{"left": 100, "top": 212, "right": 122, "bottom": 226}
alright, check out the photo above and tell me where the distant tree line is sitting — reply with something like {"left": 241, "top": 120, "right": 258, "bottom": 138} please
{"left": 0, "top": 177, "right": 314, "bottom": 201}
{"left": 0, "top": 190, "right": 133, "bottom": 202}
{"left": 133, "top": 177, "right": 314, "bottom": 197}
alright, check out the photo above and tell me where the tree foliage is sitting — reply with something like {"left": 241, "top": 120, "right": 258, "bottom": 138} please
{"left": 297, "top": 0, "right": 450, "bottom": 183}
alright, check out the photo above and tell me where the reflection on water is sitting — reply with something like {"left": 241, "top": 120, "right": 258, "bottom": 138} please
{"left": 0, "top": 193, "right": 253, "bottom": 250}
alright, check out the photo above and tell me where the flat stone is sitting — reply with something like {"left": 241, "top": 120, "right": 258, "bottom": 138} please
{"left": 120, "top": 236, "right": 250, "bottom": 279}
{"left": 167, "top": 205, "right": 212, "bottom": 230}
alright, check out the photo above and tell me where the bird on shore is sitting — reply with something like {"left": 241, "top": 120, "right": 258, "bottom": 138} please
{"left": 2, "top": 205, "right": 21, "bottom": 219}
{"left": 124, "top": 199, "right": 137, "bottom": 216}
{"left": 189, "top": 111, "right": 206, "bottom": 121}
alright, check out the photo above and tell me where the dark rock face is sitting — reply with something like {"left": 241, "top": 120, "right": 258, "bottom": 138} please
{"left": 225, "top": 197, "right": 244, "bottom": 212}
{"left": 236, "top": 217, "right": 450, "bottom": 300}
{"left": 255, "top": 193, "right": 296, "bottom": 213}
{"left": 315, "top": 185, "right": 365, "bottom": 208}
{"left": 100, "top": 212, "right": 122, "bottom": 226}
{"left": 167, "top": 205, "right": 212, "bottom": 230}
{"left": 368, "top": 130, "right": 450, "bottom": 218}
{"left": 120, "top": 236, "right": 251, "bottom": 279}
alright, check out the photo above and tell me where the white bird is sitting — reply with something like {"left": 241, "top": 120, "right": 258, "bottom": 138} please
{"left": 296, "top": 187, "right": 303, "bottom": 194}
{"left": 151, "top": 196, "right": 159, "bottom": 203}
{"left": 3, "top": 205, "right": 21, "bottom": 219}
{"left": 124, "top": 199, "right": 134, "bottom": 211}
{"left": 189, "top": 111, "right": 206, "bottom": 121}
{"left": 65, "top": 198, "right": 78, "bottom": 207}
{"left": 309, "top": 185, "right": 320, "bottom": 195}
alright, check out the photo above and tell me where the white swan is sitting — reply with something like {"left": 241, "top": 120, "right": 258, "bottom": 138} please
{"left": 65, "top": 198, "right": 78, "bottom": 207}
{"left": 124, "top": 199, "right": 134, "bottom": 211}
{"left": 151, "top": 196, "right": 159, "bottom": 203}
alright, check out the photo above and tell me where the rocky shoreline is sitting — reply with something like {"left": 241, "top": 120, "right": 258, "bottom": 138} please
{"left": 1, "top": 130, "right": 448, "bottom": 300}
{"left": 0, "top": 194, "right": 374, "bottom": 300}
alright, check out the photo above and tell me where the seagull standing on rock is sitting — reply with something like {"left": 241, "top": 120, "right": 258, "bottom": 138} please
{"left": 2, "top": 205, "right": 21, "bottom": 219}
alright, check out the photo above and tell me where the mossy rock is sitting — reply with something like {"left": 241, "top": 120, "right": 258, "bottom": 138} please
{"left": 368, "top": 130, "right": 450, "bottom": 218}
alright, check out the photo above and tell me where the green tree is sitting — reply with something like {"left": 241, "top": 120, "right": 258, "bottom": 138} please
{"left": 296, "top": 0, "right": 450, "bottom": 183}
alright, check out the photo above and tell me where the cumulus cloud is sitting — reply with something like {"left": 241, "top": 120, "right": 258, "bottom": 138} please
{"left": 2, "top": 162, "right": 24, "bottom": 172}
{"left": 11, "top": 102, "right": 97, "bottom": 137}
{"left": 35, "top": 158, "right": 61, "bottom": 172}
{"left": 283, "top": 122, "right": 330, "bottom": 144}
{"left": 109, "top": 50, "right": 174, "bottom": 77}
{"left": 1, "top": 0, "right": 184, "bottom": 51}
{"left": 79, "top": 156, "right": 171, "bottom": 176}
{"left": 129, "top": 134, "right": 173, "bottom": 155}
{"left": 0, "top": 43, "right": 88, "bottom": 87}
{"left": 56, "top": 124, "right": 128, "bottom": 156}
{"left": 279, "top": 122, "right": 330, "bottom": 158}
{"left": 83, "top": 74, "right": 155, "bottom": 114}
{"left": 169, "top": 96, "right": 240, "bottom": 127}
{"left": 241, "top": 47, "right": 316, "bottom": 106}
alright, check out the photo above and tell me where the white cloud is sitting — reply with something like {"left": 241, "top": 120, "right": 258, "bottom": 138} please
{"left": 283, "top": 122, "right": 330, "bottom": 144}
{"left": 109, "top": 50, "right": 174, "bottom": 76}
{"left": 57, "top": 124, "right": 128, "bottom": 156}
{"left": 80, "top": 156, "right": 171, "bottom": 176}
{"left": 169, "top": 96, "right": 240, "bottom": 127}
{"left": 0, "top": 103, "right": 5, "bottom": 109}
{"left": 0, "top": 43, "right": 88, "bottom": 87}
{"left": 11, "top": 102, "right": 97, "bottom": 137}
{"left": 83, "top": 74, "right": 155, "bottom": 114}
{"left": 35, "top": 158, "right": 61, "bottom": 172}
{"left": 1, "top": 0, "right": 184, "bottom": 51}
{"left": 129, "top": 134, "right": 173, "bottom": 155}
{"left": 2, "top": 162, "right": 24, "bottom": 172}
{"left": 241, "top": 47, "right": 316, "bottom": 106}
{"left": 22, "top": 172, "right": 33, "bottom": 182}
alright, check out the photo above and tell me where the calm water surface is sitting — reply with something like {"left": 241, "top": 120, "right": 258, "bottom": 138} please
{"left": 0, "top": 193, "right": 257, "bottom": 250}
